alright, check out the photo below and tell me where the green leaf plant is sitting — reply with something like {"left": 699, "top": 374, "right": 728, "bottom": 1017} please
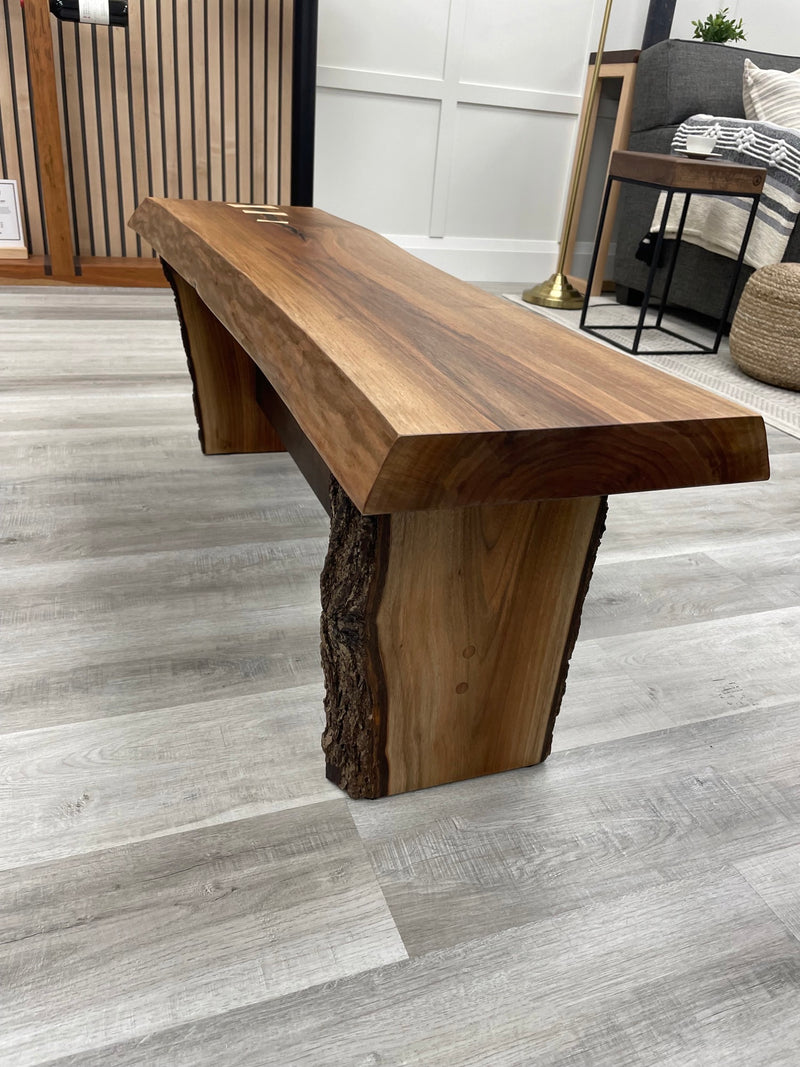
{"left": 691, "top": 8, "right": 747, "bottom": 43}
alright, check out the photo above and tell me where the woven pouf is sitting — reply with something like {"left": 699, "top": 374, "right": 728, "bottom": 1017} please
{"left": 730, "top": 263, "right": 800, "bottom": 391}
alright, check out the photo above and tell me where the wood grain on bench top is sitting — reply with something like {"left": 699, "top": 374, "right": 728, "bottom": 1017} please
{"left": 129, "top": 198, "right": 769, "bottom": 514}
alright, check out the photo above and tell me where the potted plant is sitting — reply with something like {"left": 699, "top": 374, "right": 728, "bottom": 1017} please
{"left": 691, "top": 8, "right": 746, "bottom": 43}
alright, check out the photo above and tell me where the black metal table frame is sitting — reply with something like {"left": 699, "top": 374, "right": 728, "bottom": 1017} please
{"left": 580, "top": 172, "right": 762, "bottom": 355}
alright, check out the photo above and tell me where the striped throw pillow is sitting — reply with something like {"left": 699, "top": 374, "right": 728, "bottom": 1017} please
{"left": 743, "top": 58, "right": 800, "bottom": 129}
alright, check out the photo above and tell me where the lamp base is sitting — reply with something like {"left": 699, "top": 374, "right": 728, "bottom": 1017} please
{"left": 521, "top": 272, "right": 585, "bottom": 310}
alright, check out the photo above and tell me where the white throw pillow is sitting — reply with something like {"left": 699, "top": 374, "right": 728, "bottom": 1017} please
{"left": 743, "top": 58, "right": 800, "bottom": 129}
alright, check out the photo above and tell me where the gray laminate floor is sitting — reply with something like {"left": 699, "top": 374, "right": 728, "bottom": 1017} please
{"left": 2, "top": 283, "right": 800, "bottom": 1066}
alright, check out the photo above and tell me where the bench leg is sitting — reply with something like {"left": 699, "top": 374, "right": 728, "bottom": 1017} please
{"left": 164, "top": 262, "right": 285, "bottom": 455}
{"left": 321, "top": 480, "right": 607, "bottom": 798}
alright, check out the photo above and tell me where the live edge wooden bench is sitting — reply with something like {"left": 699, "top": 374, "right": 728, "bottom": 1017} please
{"left": 130, "top": 198, "right": 770, "bottom": 799}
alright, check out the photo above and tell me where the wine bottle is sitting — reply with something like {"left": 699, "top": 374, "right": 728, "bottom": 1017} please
{"left": 48, "top": 0, "right": 129, "bottom": 28}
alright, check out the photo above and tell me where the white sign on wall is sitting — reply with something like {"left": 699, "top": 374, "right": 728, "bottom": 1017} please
{"left": 0, "top": 179, "right": 27, "bottom": 259}
{"left": 79, "top": 0, "right": 110, "bottom": 25}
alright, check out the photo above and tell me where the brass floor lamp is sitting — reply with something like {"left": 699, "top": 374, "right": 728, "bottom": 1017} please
{"left": 522, "top": 0, "right": 615, "bottom": 309}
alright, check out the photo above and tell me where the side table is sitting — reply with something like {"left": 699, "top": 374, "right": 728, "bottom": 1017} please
{"left": 580, "top": 150, "right": 766, "bottom": 354}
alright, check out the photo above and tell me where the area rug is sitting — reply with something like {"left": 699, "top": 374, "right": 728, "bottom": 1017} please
{"left": 504, "top": 293, "right": 800, "bottom": 440}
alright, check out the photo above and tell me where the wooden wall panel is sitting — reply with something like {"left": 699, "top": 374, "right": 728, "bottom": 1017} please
{"left": 267, "top": 0, "right": 282, "bottom": 204}
{"left": 174, "top": 0, "right": 194, "bottom": 201}
{"left": 95, "top": 28, "right": 123, "bottom": 256}
{"left": 251, "top": 0, "right": 267, "bottom": 203}
{"left": 237, "top": 0, "right": 253, "bottom": 205}
{"left": 159, "top": 2, "right": 180, "bottom": 200}
{"left": 108, "top": 22, "right": 136, "bottom": 257}
{"left": 122, "top": 9, "right": 150, "bottom": 256}
{"left": 55, "top": 22, "right": 90, "bottom": 256}
{"left": 0, "top": 2, "right": 46, "bottom": 255}
{"left": 0, "top": 0, "right": 315, "bottom": 278}
{"left": 49, "top": 18, "right": 73, "bottom": 246}
{"left": 78, "top": 24, "right": 106, "bottom": 255}
{"left": 38, "top": 0, "right": 297, "bottom": 261}
{"left": 221, "top": 1, "right": 238, "bottom": 202}
{"left": 206, "top": 0, "right": 224, "bottom": 203}
{"left": 189, "top": 1, "right": 209, "bottom": 203}
{"left": 279, "top": 0, "right": 294, "bottom": 204}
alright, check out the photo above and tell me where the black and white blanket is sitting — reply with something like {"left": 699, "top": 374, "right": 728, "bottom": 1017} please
{"left": 651, "top": 114, "right": 800, "bottom": 269}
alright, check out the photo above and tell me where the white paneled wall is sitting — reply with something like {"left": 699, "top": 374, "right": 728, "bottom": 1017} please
{"left": 318, "top": 0, "right": 451, "bottom": 78}
{"left": 590, "top": 0, "right": 648, "bottom": 51}
{"left": 314, "top": 0, "right": 611, "bottom": 280}
{"left": 459, "top": 0, "right": 588, "bottom": 93}
{"left": 445, "top": 107, "right": 575, "bottom": 241}
{"left": 314, "top": 0, "right": 795, "bottom": 281}
{"left": 315, "top": 91, "right": 440, "bottom": 234}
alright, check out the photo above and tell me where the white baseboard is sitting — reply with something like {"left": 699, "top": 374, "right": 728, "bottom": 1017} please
{"left": 383, "top": 234, "right": 614, "bottom": 283}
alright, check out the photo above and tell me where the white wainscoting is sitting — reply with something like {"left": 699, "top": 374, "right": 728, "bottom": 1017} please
{"left": 314, "top": 0, "right": 608, "bottom": 280}
{"left": 314, "top": 0, "right": 651, "bottom": 280}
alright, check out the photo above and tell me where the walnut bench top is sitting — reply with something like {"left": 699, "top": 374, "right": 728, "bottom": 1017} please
{"left": 130, "top": 198, "right": 769, "bottom": 514}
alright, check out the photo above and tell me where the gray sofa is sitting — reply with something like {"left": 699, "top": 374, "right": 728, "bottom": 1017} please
{"left": 613, "top": 39, "right": 800, "bottom": 323}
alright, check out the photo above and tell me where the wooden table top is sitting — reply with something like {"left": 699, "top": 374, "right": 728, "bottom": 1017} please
{"left": 130, "top": 198, "right": 769, "bottom": 514}
{"left": 609, "top": 151, "right": 766, "bottom": 194}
